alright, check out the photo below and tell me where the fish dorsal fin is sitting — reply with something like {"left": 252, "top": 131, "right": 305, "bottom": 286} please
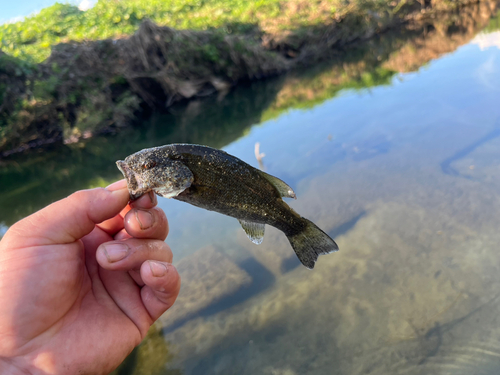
{"left": 238, "top": 219, "right": 265, "bottom": 245}
{"left": 258, "top": 171, "right": 296, "bottom": 199}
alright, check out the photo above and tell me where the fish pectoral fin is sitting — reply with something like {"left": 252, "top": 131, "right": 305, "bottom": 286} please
{"left": 238, "top": 220, "right": 265, "bottom": 245}
{"left": 155, "top": 184, "right": 190, "bottom": 199}
{"left": 258, "top": 171, "right": 296, "bottom": 199}
{"left": 153, "top": 162, "right": 194, "bottom": 199}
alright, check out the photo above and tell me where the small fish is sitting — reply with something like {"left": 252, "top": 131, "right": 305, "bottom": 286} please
{"left": 116, "top": 144, "right": 338, "bottom": 269}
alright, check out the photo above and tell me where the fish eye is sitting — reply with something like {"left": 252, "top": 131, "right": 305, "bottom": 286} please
{"left": 142, "top": 161, "right": 157, "bottom": 169}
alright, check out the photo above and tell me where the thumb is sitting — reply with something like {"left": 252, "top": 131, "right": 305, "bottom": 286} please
{"left": 6, "top": 180, "right": 130, "bottom": 247}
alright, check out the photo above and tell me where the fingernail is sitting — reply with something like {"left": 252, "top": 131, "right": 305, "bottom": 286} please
{"left": 148, "top": 191, "right": 158, "bottom": 205}
{"left": 135, "top": 209, "right": 154, "bottom": 230}
{"left": 106, "top": 179, "right": 127, "bottom": 191}
{"left": 149, "top": 261, "right": 168, "bottom": 277}
{"left": 103, "top": 243, "right": 129, "bottom": 262}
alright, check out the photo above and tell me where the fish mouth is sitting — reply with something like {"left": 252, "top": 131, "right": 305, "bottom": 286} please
{"left": 116, "top": 160, "right": 148, "bottom": 200}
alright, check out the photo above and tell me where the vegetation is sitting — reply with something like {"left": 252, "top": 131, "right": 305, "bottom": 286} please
{"left": 0, "top": 0, "right": 314, "bottom": 63}
{"left": 0, "top": 0, "right": 399, "bottom": 63}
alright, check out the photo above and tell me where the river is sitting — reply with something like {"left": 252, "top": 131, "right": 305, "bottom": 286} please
{"left": 2, "top": 4, "right": 500, "bottom": 375}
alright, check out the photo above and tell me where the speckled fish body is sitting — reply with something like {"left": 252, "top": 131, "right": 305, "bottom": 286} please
{"left": 117, "top": 144, "right": 338, "bottom": 269}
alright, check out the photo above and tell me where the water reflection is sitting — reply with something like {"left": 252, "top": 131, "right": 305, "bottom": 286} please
{"left": 0, "top": 78, "right": 284, "bottom": 226}
{"left": 2, "top": 5, "right": 500, "bottom": 375}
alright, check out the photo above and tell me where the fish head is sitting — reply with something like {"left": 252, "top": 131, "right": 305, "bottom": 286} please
{"left": 116, "top": 147, "right": 194, "bottom": 200}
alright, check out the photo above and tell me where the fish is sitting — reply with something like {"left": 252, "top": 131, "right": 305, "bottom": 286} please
{"left": 116, "top": 144, "right": 338, "bottom": 269}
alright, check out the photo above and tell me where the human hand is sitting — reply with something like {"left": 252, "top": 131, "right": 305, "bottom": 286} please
{"left": 0, "top": 180, "right": 180, "bottom": 375}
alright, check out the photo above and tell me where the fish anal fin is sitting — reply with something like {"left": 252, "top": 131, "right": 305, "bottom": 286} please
{"left": 238, "top": 219, "right": 265, "bottom": 245}
{"left": 258, "top": 171, "right": 296, "bottom": 199}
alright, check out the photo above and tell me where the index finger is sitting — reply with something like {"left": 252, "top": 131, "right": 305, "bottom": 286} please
{"left": 131, "top": 191, "right": 158, "bottom": 210}
{"left": 96, "top": 180, "right": 130, "bottom": 235}
{"left": 100, "top": 190, "right": 158, "bottom": 236}
{"left": 5, "top": 182, "right": 129, "bottom": 248}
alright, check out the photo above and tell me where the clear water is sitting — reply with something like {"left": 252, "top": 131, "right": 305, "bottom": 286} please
{"left": 2, "top": 7, "right": 500, "bottom": 375}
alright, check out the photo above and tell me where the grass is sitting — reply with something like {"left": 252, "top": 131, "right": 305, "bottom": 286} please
{"left": 1, "top": 0, "right": 434, "bottom": 63}
{"left": 0, "top": 0, "right": 327, "bottom": 63}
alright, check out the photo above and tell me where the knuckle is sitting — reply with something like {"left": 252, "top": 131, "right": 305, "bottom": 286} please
{"left": 135, "top": 239, "right": 170, "bottom": 257}
{"left": 69, "top": 188, "right": 105, "bottom": 206}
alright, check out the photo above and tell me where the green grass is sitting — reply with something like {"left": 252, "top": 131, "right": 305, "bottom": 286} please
{"left": 1, "top": 0, "right": 492, "bottom": 63}
{"left": 1, "top": 0, "right": 416, "bottom": 63}
{"left": 0, "top": 0, "right": 289, "bottom": 63}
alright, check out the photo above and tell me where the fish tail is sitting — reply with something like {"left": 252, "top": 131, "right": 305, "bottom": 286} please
{"left": 287, "top": 219, "right": 339, "bottom": 269}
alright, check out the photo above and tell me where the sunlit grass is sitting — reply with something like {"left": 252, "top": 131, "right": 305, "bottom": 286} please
{"left": 0, "top": 0, "right": 420, "bottom": 63}
{"left": 0, "top": 0, "right": 316, "bottom": 63}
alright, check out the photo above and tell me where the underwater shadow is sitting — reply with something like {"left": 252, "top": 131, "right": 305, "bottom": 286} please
{"left": 163, "top": 257, "right": 275, "bottom": 334}
{"left": 440, "top": 121, "right": 500, "bottom": 178}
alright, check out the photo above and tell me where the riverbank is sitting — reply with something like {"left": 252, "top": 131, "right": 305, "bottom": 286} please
{"left": 0, "top": 0, "right": 497, "bottom": 156}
